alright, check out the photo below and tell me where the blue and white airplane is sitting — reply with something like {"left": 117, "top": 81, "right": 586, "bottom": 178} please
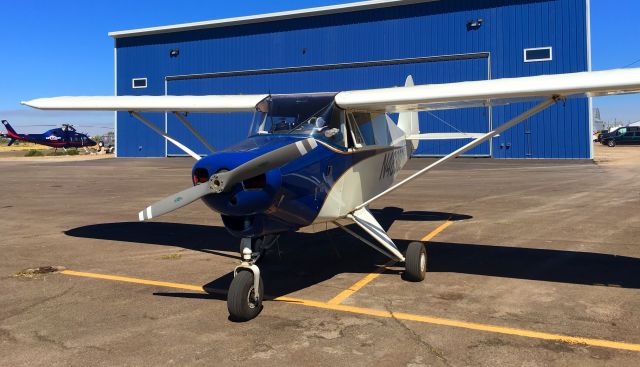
{"left": 23, "top": 68, "right": 640, "bottom": 320}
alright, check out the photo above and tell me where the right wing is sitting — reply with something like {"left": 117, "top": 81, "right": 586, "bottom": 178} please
{"left": 335, "top": 68, "right": 640, "bottom": 113}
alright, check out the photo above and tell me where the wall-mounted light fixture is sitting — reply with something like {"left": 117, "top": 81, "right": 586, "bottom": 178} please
{"left": 467, "top": 18, "right": 483, "bottom": 30}
{"left": 169, "top": 48, "right": 180, "bottom": 58}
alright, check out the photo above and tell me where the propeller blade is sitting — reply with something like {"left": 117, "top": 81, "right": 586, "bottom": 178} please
{"left": 138, "top": 182, "right": 212, "bottom": 221}
{"left": 210, "top": 138, "right": 318, "bottom": 193}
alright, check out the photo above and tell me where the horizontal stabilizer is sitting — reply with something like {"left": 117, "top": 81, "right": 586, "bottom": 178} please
{"left": 407, "top": 132, "right": 485, "bottom": 140}
{"left": 22, "top": 95, "right": 269, "bottom": 113}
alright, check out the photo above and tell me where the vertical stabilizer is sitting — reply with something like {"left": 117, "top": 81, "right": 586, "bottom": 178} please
{"left": 397, "top": 76, "right": 420, "bottom": 150}
{"left": 2, "top": 120, "right": 18, "bottom": 136}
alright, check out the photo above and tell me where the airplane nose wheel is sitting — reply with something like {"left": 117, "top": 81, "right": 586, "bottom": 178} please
{"left": 227, "top": 270, "right": 264, "bottom": 321}
{"left": 228, "top": 238, "right": 264, "bottom": 321}
{"left": 403, "top": 241, "right": 427, "bottom": 282}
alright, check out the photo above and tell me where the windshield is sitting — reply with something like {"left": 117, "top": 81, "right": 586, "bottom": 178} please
{"left": 249, "top": 93, "right": 347, "bottom": 148}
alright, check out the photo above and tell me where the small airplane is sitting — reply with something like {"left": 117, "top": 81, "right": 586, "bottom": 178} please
{"left": 1, "top": 120, "right": 97, "bottom": 149}
{"left": 23, "top": 68, "right": 640, "bottom": 321}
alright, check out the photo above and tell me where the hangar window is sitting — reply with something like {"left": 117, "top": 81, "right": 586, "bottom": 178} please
{"left": 132, "top": 78, "right": 147, "bottom": 89}
{"left": 524, "top": 47, "right": 552, "bottom": 63}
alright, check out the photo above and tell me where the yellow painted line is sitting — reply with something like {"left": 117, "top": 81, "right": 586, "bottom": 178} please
{"left": 421, "top": 219, "right": 454, "bottom": 242}
{"left": 58, "top": 269, "right": 640, "bottom": 352}
{"left": 61, "top": 270, "right": 205, "bottom": 292}
{"left": 276, "top": 296, "right": 640, "bottom": 352}
{"left": 328, "top": 218, "right": 455, "bottom": 305}
{"left": 327, "top": 260, "right": 395, "bottom": 305}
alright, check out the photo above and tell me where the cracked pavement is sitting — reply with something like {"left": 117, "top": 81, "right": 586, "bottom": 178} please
{"left": 1, "top": 145, "right": 640, "bottom": 366}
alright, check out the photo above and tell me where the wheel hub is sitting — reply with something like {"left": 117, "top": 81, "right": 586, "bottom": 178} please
{"left": 247, "top": 286, "right": 257, "bottom": 309}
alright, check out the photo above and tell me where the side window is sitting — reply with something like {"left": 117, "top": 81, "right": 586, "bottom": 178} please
{"left": 624, "top": 132, "right": 634, "bottom": 137}
{"left": 346, "top": 112, "right": 366, "bottom": 148}
{"left": 347, "top": 112, "right": 379, "bottom": 146}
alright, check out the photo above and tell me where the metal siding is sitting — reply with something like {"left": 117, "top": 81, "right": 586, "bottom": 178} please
{"left": 166, "top": 57, "right": 489, "bottom": 156}
{"left": 115, "top": 0, "right": 589, "bottom": 159}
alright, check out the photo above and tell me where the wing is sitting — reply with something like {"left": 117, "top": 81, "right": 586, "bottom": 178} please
{"left": 335, "top": 68, "right": 640, "bottom": 112}
{"left": 22, "top": 95, "right": 269, "bottom": 112}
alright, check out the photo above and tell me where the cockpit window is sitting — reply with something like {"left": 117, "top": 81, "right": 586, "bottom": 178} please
{"left": 249, "top": 94, "right": 347, "bottom": 148}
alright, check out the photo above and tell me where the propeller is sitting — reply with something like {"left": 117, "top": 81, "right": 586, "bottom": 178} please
{"left": 138, "top": 138, "right": 318, "bottom": 221}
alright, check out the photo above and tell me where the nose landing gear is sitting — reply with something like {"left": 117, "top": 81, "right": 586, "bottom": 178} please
{"left": 227, "top": 238, "right": 265, "bottom": 321}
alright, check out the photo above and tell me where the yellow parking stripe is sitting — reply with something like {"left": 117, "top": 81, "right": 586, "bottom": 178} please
{"left": 58, "top": 269, "right": 640, "bottom": 352}
{"left": 61, "top": 270, "right": 204, "bottom": 292}
{"left": 327, "top": 261, "right": 395, "bottom": 305}
{"left": 328, "top": 218, "right": 455, "bottom": 305}
{"left": 276, "top": 296, "right": 640, "bottom": 352}
{"left": 421, "top": 219, "right": 454, "bottom": 241}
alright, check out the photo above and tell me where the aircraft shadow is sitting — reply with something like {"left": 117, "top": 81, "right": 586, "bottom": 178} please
{"left": 65, "top": 207, "right": 640, "bottom": 304}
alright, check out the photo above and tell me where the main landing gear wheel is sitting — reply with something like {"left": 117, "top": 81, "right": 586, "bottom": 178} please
{"left": 227, "top": 271, "right": 264, "bottom": 321}
{"left": 403, "top": 241, "right": 427, "bottom": 282}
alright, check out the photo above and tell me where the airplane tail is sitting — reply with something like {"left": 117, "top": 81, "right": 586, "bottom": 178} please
{"left": 2, "top": 120, "right": 19, "bottom": 137}
{"left": 397, "top": 76, "right": 420, "bottom": 150}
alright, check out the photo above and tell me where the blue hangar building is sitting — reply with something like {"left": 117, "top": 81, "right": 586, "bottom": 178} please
{"left": 111, "top": 0, "right": 592, "bottom": 159}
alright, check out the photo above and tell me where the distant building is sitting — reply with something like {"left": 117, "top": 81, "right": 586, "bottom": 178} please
{"left": 593, "top": 107, "right": 605, "bottom": 131}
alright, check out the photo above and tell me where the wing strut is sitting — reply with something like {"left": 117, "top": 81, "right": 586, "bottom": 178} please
{"left": 130, "top": 111, "right": 201, "bottom": 160}
{"left": 357, "top": 96, "right": 560, "bottom": 209}
{"left": 334, "top": 207, "right": 405, "bottom": 262}
{"left": 173, "top": 112, "right": 216, "bottom": 153}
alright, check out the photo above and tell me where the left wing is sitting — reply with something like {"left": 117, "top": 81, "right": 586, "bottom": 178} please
{"left": 335, "top": 68, "right": 640, "bottom": 112}
{"left": 22, "top": 95, "right": 268, "bottom": 112}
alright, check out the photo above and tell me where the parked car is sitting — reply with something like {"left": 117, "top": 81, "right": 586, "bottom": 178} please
{"left": 593, "top": 129, "right": 609, "bottom": 142}
{"left": 600, "top": 126, "right": 640, "bottom": 147}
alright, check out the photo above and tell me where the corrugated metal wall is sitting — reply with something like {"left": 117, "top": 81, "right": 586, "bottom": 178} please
{"left": 115, "top": 0, "right": 590, "bottom": 158}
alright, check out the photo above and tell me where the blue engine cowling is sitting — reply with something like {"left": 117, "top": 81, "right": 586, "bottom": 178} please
{"left": 190, "top": 136, "right": 308, "bottom": 238}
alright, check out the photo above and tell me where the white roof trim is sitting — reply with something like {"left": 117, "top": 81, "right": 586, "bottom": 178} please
{"left": 109, "top": 0, "right": 436, "bottom": 39}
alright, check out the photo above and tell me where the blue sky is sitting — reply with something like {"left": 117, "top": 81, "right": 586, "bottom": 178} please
{"left": 1, "top": 0, "right": 639, "bottom": 134}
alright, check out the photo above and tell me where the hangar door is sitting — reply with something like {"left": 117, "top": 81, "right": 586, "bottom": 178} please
{"left": 166, "top": 55, "right": 490, "bottom": 157}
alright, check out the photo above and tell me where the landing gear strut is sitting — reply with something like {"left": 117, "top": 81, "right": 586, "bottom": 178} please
{"left": 227, "top": 238, "right": 264, "bottom": 321}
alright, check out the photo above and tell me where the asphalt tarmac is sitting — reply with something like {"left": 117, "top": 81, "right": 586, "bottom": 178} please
{"left": 1, "top": 145, "right": 639, "bottom": 366}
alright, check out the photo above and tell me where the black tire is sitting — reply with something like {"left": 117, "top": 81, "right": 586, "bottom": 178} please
{"left": 403, "top": 241, "right": 427, "bottom": 282}
{"left": 607, "top": 140, "right": 616, "bottom": 147}
{"left": 227, "top": 270, "right": 264, "bottom": 321}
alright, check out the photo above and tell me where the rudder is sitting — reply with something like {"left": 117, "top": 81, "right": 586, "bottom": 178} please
{"left": 397, "top": 76, "right": 420, "bottom": 151}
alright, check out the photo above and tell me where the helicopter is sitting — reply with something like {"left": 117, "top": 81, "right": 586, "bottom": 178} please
{"left": 1, "top": 120, "right": 97, "bottom": 149}
{"left": 23, "top": 67, "right": 640, "bottom": 321}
